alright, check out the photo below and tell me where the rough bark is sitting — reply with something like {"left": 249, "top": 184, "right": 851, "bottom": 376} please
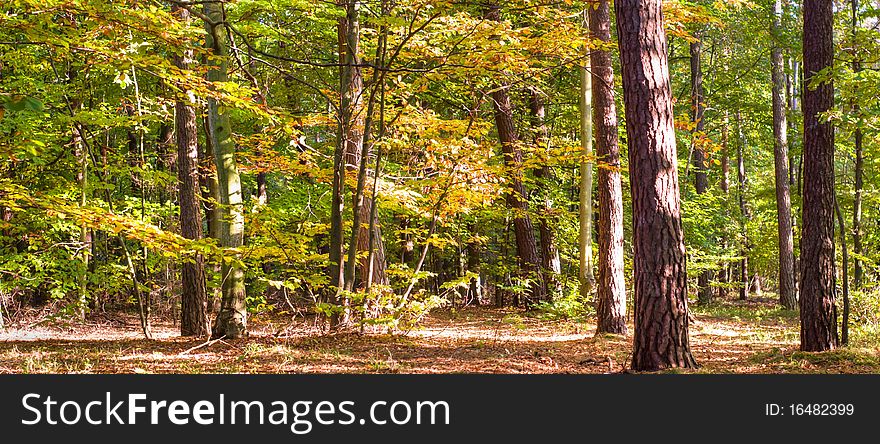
{"left": 800, "top": 0, "right": 838, "bottom": 352}
{"left": 591, "top": 0, "right": 627, "bottom": 335}
{"left": 174, "top": 5, "right": 209, "bottom": 337}
{"left": 616, "top": 0, "right": 696, "bottom": 371}
{"left": 771, "top": 0, "right": 798, "bottom": 310}
{"left": 205, "top": 2, "right": 247, "bottom": 339}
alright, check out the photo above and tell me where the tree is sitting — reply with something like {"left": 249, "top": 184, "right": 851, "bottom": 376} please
{"left": 486, "top": 3, "right": 546, "bottom": 304}
{"left": 339, "top": 0, "right": 389, "bottom": 294}
{"left": 590, "top": 0, "right": 627, "bottom": 335}
{"left": 800, "top": 0, "right": 837, "bottom": 352}
{"left": 719, "top": 110, "right": 731, "bottom": 298}
{"left": 850, "top": 0, "right": 864, "bottom": 291}
{"left": 616, "top": 0, "right": 696, "bottom": 370}
{"left": 689, "top": 29, "right": 712, "bottom": 305}
{"left": 771, "top": 0, "right": 798, "bottom": 310}
{"left": 204, "top": 2, "right": 247, "bottom": 339}
{"left": 174, "top": 5, "right": 209, "bottom": 337}
{"left": 736, "top": 111, "right": 750, "bottom": 301}
{"left": 529, "top": 88, "right": 562, "bottom": 296}
{"left": 579, "top": 9, "right": 596, "bottom": 301}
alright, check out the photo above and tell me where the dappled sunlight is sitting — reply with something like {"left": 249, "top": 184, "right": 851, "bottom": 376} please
{"left": 1, "top": 303, "right": 877, "bottom": 374}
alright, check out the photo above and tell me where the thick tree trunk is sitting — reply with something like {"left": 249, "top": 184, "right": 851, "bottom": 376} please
{"left": 800, "top": 0, "right": 838, "bottom": 352}
{"left": 771, "top": 0, "right": 798, "bottom": 310}
{"left": 529, "top": 88, "right": 562, "bottom": 296}
{"left": 485, "top": 4, "right": 546, "bottom": 304}
{"left": 579, "top": 9, "right": 596, "bottom": 299}
{"left": 205, "top": 3, "right": 247, "bottom": 339}
{"left": 616, "top": 0, "right": 696, "bottom": 371}
{"left": 590, "top": 0, "right": 627, "bottom": 335}
{"left": 174, "top": 5, "right": 209, "bottom": 337}
{"left": 690, "top": 31, "right": 712, "bottom": 305}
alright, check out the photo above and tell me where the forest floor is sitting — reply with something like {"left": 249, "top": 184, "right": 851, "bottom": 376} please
{"left": 1, "top": 297, "right": 879, "bottom": 374}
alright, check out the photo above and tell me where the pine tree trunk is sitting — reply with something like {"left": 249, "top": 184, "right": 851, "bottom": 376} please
{"left": 175, "top": 5, "right": 209, "bottom": 337}
{"left": 800, "top": 0, "right": 838, "bottom": 352}
{"left": 616, "top": 0, "right": 696, "bottom": 371}
{"left": 205, "top": 2, "right": 247, "bottom": 339}
{"left": 591, "top": 0, "right": 627, "bottom": 335}
{"left": 771, "top": 0, "right": 798, "bottom": 310}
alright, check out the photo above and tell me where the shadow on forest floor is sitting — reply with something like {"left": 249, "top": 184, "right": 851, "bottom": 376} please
{"left": 1, "top": 298, "right": 878, "bottom": 374}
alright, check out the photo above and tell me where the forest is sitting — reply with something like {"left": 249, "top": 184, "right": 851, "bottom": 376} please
{"left": 0, "top": 0, "right": 878, "bottom": 374}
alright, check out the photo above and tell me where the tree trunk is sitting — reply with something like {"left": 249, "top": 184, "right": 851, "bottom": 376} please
{"left": 465, "top": 223, "right": 483, "bottom": 305}
{"left": 851, "top": 0, "right": 864, "bottom": 290}
{"left": 485, "top": 4, "right": 546, "bottom": 305}
{"left": 834, "top": 197, "right": 850, "bottom": 345}
{"left": 786, "top": 56, "right": 801, "bottom": 289}
{"left": 719, "top": 111, "right": 730, "bottom": 298}
{"left": 339, "top": 1, "right": 388, "bottom": 295}
{"left": 579, "top": 9, "right": 596, "bottom": 300}
{"left": 771, "top": 0, "right": 798, "bottom": 310}
{"left": 616, "top": 0, "right": 696, "bottom": 371}
{"left": 175, "top": 4, "right": 209, "bottom": 337}
{"left": 328, "top": 2, "right": 358, "bottom": 327}
{"left": 205, "top": 2, "right": 247, "bottom": 339}
{"left": 74, "top": 116, "right": 91, "bottom": 321}
{"left": 737, "top": 111, "right": 749, "bottom": 301}
{"left": 591, "top": 0, "right": 627, "bottom": 335}
{"left": 690, "top": 31, "right": 712, "bottom": 305}
{"left": 529, "top": 88, "right": 562, "bottom": 296}
{"left": 800, "top": 0, "right": 838, "bottom": 352}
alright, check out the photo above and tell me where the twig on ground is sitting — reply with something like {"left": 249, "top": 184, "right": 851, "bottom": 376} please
{"left": 179, "top": 336, "right": 226, "bottom": 355}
